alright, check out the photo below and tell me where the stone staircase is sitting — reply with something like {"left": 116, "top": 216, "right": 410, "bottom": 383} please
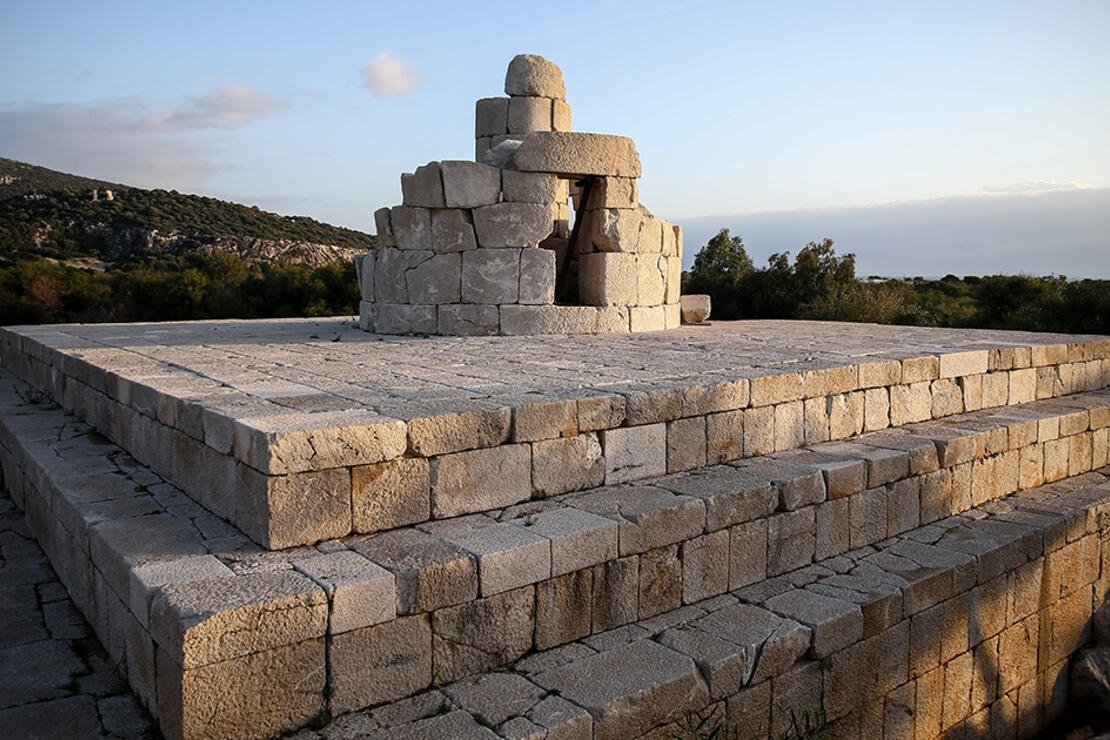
{"left": 1, "top": 319, "right": 1108, "bottom": 738}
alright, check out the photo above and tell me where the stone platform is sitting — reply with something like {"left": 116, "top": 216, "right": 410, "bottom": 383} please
{"left": 2, "top": 318, "right": 1110, "bottom": 738}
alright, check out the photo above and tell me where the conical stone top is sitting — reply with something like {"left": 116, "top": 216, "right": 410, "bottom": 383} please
{"left": 505, "top": 54, "right": 566, "bottom": 99}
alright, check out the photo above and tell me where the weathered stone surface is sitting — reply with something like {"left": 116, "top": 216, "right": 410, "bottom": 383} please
{"left": 373, "top": 303, "right": 437, "bottom": 335}
{"left": 437, "top": 304, "right": 500, "bottom": 336}
{"left": 431, "top": 443, "right": 532, "bottom": 518}
{"left": 535, "top": 569, "right": 593, "bottom": 649}
{"left": 519, "top": 247, "right": 556, "bottom": 305}
{"left": 505, "top": 54, "right": 567, "bottom": 99}
{"left": 475, "top": 97, "right": 509, "bottom": 137}
{"left": 444, "top": 672, "right": 546, "bottom": 728}
{"left": 401, "top": 163, "right": 445, "bottom": 208}
{"left": 499, "top": 305, "right": 631, "bottom": 335}
{"left": 571, "top": 484, "right": 704, "bottom": 556}
{"left": 408, "top": 407, "right": 511, "bottom": 456}
{"left": 236, "top": 466, "right": 353, "bottom": 549}
{"left": 432, "top": 586, "right": 535, "bottom": 683}
{"left": 406, "top": 252, "right": 461, "bottom": 304}
{"left": 351, "top": 528, "right": 477, "bottom": 613}
{"left": 694, "top": 602, "right": 811, "bottom": 684}
{"left": 462, "top": 248, "right": 521, "bottom": 304}
{"left": 552, "top": 99, "right": 573, "bottom": 132}
{"left": 600, "top": 424, "right": 666, "bottom": 483}
{"left": 473, "top": 203, "right": 553, "bottom": 248}
{"left": 507, "top": 505, "right": 618, "bottom": 575}
{"left": 579, "top": 252, "right": 638, "bottom": 306}
{"left": 764, "top": 589, "right": 863, "bottom": 658}
{"left": 531, "top": 433, "right": 605, "bottom": 496}
{"left": 293, "top": 550, "right": 396, "bottom": 634}
{"left": 330, "top": 616, "right": 432, "bottom": 715}
{"left": 374, "top": 207, "right": 395, "bottom": 247}
{"left": 501, "top": 170, "right": 560, "bottom": 204}
{"left": 435, "top": 520, "right": 550, "bottom": 596}
{"left": 514, "top": 132, "right": 642, "bottom": 178}
{"left": 508, "top": 95, "right": 553, "bottom": 134}
{"left": 681, "top": 294, "right": 711, "bottom": 324}
{"left": 440, "top": 161, "right": 502, "bottom": 208}
{"left": 588, "top": 208, "right": 643, "bottom": 253}
{"left": 533, "top": 640, "right": 709, "bottom": 740}
{"left": 683, "top": 530, "right": 730, "bottom": 603}
{"left": 431, "top": 208, "right": 478, "bottom": 253}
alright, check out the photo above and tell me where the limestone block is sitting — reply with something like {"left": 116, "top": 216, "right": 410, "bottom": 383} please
{"left": 590, "top": 556, "right": 639, "bottom": 631}
{"left": 590, "top": 177, "right": 638, "bottom": 210}
{"left": 508, "top": 95, "right": 553, "bottom": 134}
{"left": 890, "top": 382, "right": 932, "bottom": 425}
{"left": 430, "top": 209, "right": 478, "bottom": 253}
{"left": 931, "top": 378, "right": 965, "bottom": 416}
{"left": 859, "top": 360, "right": 901, "bottom": 389}
{"left": 664, "top": 302, "right": 681, "bottom": 330}
{"left": 235, "top": 466, "right": 353, "bottom": 548}
{"left": 766, "top": 508, "right": 816, "bottom": 576}
{"left": 436, "top": 520, "right": 551, "bottom": 596}
{"left": 351, "top": 529, "right": 477, "bottom": 614}
{"left": 330, "top": 615, "right": 432, "bottom": 715}
{"left": 475, "top": 97, "right": 509, "bottom": 137}
{"left": 474, "top": 136, "right": 491, "bottom": 161}
{"left": 358, "top": 251, "right": 375, "bottom": 302}
{"left": 590, "top": 208, "right": 643, "bottom": 252}
{"left": 432, "top": 586, "right": 535, "bottom": 683}
{"left": 505, "top": 54, "right": 567, "bottom": 98}
{"left": 532, "top": 640, "right": 709, "bottom": 740}
{"left": 406, "top": 252, "right": 461, "bottom": 304}
{"left": 674, "top": 225, "right": 684, "bottom": 259}
{"left": 939, "top": 350, "right": 989, "bottom": 379}
{"left": 629, "top": 305, "right": 666, "bottom": 332}
{"left": 157, "top": 638, "right": 325, "bottom": 740}
{"left": 373, "top": 303, "right": 437, "bottom": 335}
{"left": 639, "top": 543, "right": 682, "bottom": 618}
{"left": 129, "top": 555, "right": 234, "bottom": 630}
{"left": 502, "top": 170, "right": 560, "bottom": 204}
{"left": 667, "top": 416, "right": 707, "bottom": 473}
{"left": 374, "top": 207, "right": 395, "bottom": 247}
{"left": 509, "top": 505, "right": 618, "bottom": 576}
{"left": 774, "top": 400, "right": 805, "bottom": 452}
{"left": 390, "top": 206, "right": 434, "bottom": 251}
{"left": 765, "top": 589, "right": 863, "bottom": 658}
{"left": 601, "top": 423, "right": 666, "bottom": 483}
{"left": 706, "top": 409, "right": 744, "bottom": 464}
{"left": 572, "top": 484, "right": 704, "bottom": 556}
{"left": 863, "top": 387, "right": 890, "bottom": 431}
{"left": 681, "top": 294, "right": 711, "bottom": 324}
{"left": 659, "top": 465, "right": 777, "bottom": 531}
{"left": 577, "top": 394, "right": 626, "bottom": 431}
{"left": 579, "top": 252, "right": 638, "bottom": 306}
{"left": 150, "top": 570, "right": 328, "bottom": 670}
{"left": 694, "top": 602, "right": 811, "bottom": 684}
{"left": 658, "top": 624, "right": 750, "bottom": 701}
{"left": 473, "top": 202, "right": 553, "bottom": 248}
{"left": 373, "top": 248, "right": 418, "bottom": 303}
{"left": 401, "top": 163, "right": 445, "bottom": 208}
{"left": 637, "top": 211, "right": 666, "bottom": 255}
{"left": 552, "top": 99, "right": 572, "bottom": 131}
{"left": 664, "top": 257, "right": 682, "bottom": 304}
{"left": 637, "top": 254, "right": 667, "bottom": 306}
{"left": 431, "top": 443, "right": 532, "bottom": 518}
{"left": 683, "top": 530, "right": 730, "bottom": 603}
{"left": 407, "top": 406, "right": 511, "bottom": 456}
{"left": 499, "top": 305, "right": 631, "bottom": 335}
{"left": 440, "top": 160, "right": 502, "bottom": 208}
{"left": 532, "top": 570, "right": 592, "bottom": 650}
{"left": 436, "top": 304, "right": 500, "bottom": 336}
{"left": 351, "top": 457, "right": 431, "bottom": 533}
{"left": 514, "top": 132, "right": 642, "bottom": 178}
{"left": 293, "top": 551, "right": 395, "bottom": 635}
{"left": 462, "top": 248, "right": 521, "bottom": 304}
{"left": 531, "top": 433, "right": 605, "bottom": 496}
{"left": 445, "top": 673, "right": 547, "bottom": 728}
{"left": 519, "top": 247, "right": 556, "bottom": 305}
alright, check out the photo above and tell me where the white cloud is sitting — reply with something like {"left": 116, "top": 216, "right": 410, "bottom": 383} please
{"left": 982, "top": 181, "right": 1091, "bottom": 195}
{"left": 152, "top": 85, "right": 288, "bottom": 132}
{"left": 362, "top": 50, "right": 423, "bottom": 98}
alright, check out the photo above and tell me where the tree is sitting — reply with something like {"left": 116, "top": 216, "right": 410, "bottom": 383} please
{"left": 683, "top": 229, "right": 755, "bottom": 319}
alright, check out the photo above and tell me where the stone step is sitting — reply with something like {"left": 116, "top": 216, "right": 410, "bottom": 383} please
{"left": 2, "top": 364, "right": 1109, "bottom": 738}
{"left": 292, "top": 466, "right": 1110, "bottom": 740}
{"left": 2, "top": 319, "right": 1107, "bottom": 548}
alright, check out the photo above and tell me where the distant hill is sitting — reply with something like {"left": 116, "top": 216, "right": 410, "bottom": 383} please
{"left": 0, "top": 158, "right": 374, "bottom": 268}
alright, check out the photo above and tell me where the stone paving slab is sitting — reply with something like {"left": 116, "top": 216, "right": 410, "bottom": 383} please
{"left": 3, "top": 318, "right": 1107, "bottom": 548}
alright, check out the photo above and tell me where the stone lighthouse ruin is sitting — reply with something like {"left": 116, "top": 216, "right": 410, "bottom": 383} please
{"left": 356, "top": 54, "right": 684, "bottom": 335}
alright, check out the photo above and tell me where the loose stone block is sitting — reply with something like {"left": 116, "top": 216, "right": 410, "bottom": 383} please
{"left": 601, "top": 423, "right": 666, "bottom": 483}
{"left": 518, "top": 247, "right": 556, "bottom": 305}
{"left": 440, "top": 160, "right": 502, "bottom": 208}
{"left": 293, "top": 550, "right": 396, "bottom": 635}
{"left": 462, "top": 248, "right": 521, "bottom": 304}
{"left": 508, "top": 95, "right": 553, "bottom": 134}
{"left": 330, "top": 615, "right": 432, "bottom": 715}
{"left": 437, "top": 304, "right": 500, "bottom": 336}
{"left": 430, "top": 208, "right": 478, "bottom": 253}
{"left": 531, "top": 433, "right": 605, "bottom": 496}
{"left": 505, "top": 54, "right": 567, "bottom": 98}
{"left": 475, "top": 97, "right": 509, "bottom": 137}
{"left": 401, "top": 163, "right": 445, "bottom": 208}
{"left": 532, "top": 640, "right": 709, "bottom": 740}
{"left": 579, "top": 252, "right": 638, "bottom": 306}
{"left": 351, "top": 529, "right": 477, "bottom": 614}
{"left": 514, "top": 132, "right": 642, "bottom": 178}
{"left": 431, "top": 443, "right": 532, "bottom": 518}
{"left": 432, "top": 586, "right": 535, "bottom": 683}
{"left": 473, "top": 202, "right": 553, "bottom": 248}
{"left": 501, "top": 170, "right": 560, "bottom": 204}
{"left": 406, "top": 252, "right": 461, "bottom": 304}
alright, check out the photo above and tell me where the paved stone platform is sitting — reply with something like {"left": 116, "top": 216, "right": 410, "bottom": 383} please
{"left": 3, "top": 318, "right": 1107, "bottom": 549}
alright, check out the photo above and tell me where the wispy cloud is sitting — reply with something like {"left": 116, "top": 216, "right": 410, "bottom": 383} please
{"left": 982, "top": 181, "right": 1092, "bottom": 195}
{"left": 362, "top": 50, "right": 423, "bottom": 98}
{"left": 150, "top": 85, "right": 288, "bottom": 132}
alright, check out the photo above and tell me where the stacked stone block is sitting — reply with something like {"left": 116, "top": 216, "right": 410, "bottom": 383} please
{"left": 358, "top": 54, "right": 683, "bottom": 336}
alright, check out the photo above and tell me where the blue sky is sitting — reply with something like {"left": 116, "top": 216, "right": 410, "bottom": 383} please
{"left": 2, "top": 1, "right": 1108, "bottom": 276}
